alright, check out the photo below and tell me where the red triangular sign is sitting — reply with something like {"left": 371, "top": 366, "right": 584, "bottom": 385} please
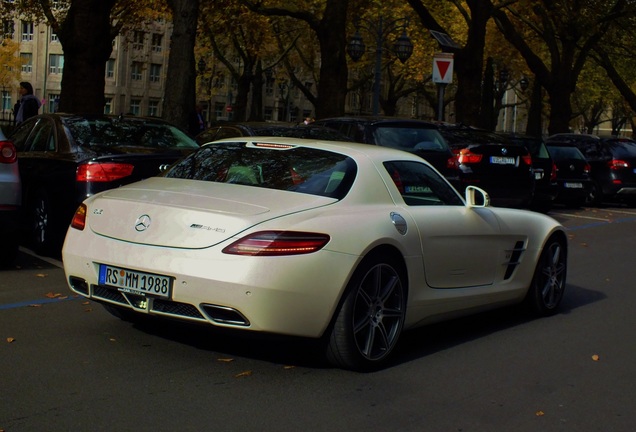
{"left": 436, "top": 60, "right": 451, "bottom": 80}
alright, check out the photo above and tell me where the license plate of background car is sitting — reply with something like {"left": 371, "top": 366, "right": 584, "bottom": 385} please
{"left": 490, "top": 156, "right": 516, "bottom": 164}
{"left": 98, "top": 264, "right": 173, "bottom": 298}
{"left": 564, "top": 182, "right": 583, "bottom": 188}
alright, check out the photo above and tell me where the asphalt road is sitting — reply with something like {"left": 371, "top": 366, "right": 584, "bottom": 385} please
{"left": 2, "top": 204, "right": 636, "bottom": 432}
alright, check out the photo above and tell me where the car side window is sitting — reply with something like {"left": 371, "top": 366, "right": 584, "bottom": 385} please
{"left": 29, "top": 120, "right": 55, "bottom": 152}
{"left": 383, "top": 161, "right": 463, "bottom": 206}
{"left": 10, "top": 118, "right": 39, "bottom": 152}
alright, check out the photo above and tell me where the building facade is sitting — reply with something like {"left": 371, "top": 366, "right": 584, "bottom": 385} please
{"left": 1, "top": 18, "right": 173, "bottom": 122}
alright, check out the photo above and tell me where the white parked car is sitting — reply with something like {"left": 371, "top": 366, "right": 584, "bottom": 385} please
{"left": 62, "top": 137, "right": 568, "bottom": 371}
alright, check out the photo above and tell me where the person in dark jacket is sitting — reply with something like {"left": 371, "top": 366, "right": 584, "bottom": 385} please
{"left": 14, "top": 81, "right": 41, "bottom": 125}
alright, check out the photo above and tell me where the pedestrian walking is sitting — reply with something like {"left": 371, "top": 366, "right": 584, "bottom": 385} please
{"left": 14, "top": 81, "right": 41, "bottom": 125}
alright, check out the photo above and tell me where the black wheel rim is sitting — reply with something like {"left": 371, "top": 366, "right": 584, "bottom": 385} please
{"left": 538, "top": 241, "right": 566, "bottom": 309}
{"left": 352, "top": 263, "right": 404, "bottom": 362}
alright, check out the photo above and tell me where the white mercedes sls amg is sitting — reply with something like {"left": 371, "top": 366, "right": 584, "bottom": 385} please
{"left": 62, "top": 137, "right": 567, "bottom": 371}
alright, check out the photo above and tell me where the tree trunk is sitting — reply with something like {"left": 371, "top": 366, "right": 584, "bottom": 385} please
{"left": 163, "top": 0, "right": 200, "bottom": 131}
{"left": 525, "top": 79, "right": 543, "bottom": 137}
{"left": 56, "top": 0, "right": 116, "bottom": 114}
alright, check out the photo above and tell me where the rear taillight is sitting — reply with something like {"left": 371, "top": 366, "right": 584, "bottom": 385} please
{"left": 222, "top": 231, "right": 330, "bottom": 256}
{"left": 522, "top": 154, "right": 532, "bottom": 166}
{"left": 458, "top": 149, "right": 482, "bottom": 164}
{"left": 70, "top": 204, "right": 87, "bottom": 231}
{"left": 76, "top": 162, "right": 134, "bottom": 182}
{"left": 608, "top": 159, "right": 630, "bottom": 170}
{"left": 0, "top": 140, "right": 17, "bottom": 164}
{"left": 584, "top": 162, "right": 591, "bottom": 174}
{"left": 550, "top": 162, "right": 558, "bottom": 181}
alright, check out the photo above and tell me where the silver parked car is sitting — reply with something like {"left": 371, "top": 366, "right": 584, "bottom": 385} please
{"left": 0, "top": 127, "right": 21, "bottom": 264}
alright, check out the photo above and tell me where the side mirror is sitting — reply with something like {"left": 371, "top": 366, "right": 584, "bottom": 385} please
{"left": 465, "top": 185, "right": 491, "bottom": 207}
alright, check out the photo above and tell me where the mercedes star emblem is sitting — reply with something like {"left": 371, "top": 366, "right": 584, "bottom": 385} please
{"left": 135, "top": 214, "right": 151, "bottom": 232}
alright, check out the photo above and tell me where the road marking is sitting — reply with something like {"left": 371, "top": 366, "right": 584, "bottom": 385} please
{"left": 19, "top": 246, "right": 63, "bottom": 268}
{"left": 0, "top": 296, "right": 80, "bottom": 311}
{"left": 550, "top": 212, "right": 612, "bottom": 222}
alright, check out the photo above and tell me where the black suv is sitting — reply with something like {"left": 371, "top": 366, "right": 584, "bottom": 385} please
{"left": 546, "top": 134, "right": 636, "bottom": 205}
{"left": 433, "top": 124, "right": 535, "bottom": 209}
{"left": 314, "top": 117, "right": 460, "bottom": 188}
{"left": 498, "top": 133, "right": 558, "bottom": 212}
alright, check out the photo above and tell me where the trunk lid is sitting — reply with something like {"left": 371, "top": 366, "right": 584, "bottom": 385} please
{"left": 86, "top": 177, "right": 336, "bottom": 248}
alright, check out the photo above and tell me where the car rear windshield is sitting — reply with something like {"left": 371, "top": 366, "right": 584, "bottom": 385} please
{"left": 64, "top": 117, "right": 200, "bottom": 150}
{"left": 372, "top": 126, "right": 448, "bottom": 152}
{"left": 547, "top": 145, "right": 586, "bottom": 161}
{"left": 163, "top": 141, "right": 357, "bottom": 199}
{"left": 607, "top": 141, "right": 636, "bottom": 158}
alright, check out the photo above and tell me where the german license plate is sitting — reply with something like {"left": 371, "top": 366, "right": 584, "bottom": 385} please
{"left": 490, "top": 156, "right": 516, "bottom": 165}
{"left": 564, "top": 182, "right": 583, "bottom": 188}
{"left": 98, "top": 264, "right": 173, "bottom": 298}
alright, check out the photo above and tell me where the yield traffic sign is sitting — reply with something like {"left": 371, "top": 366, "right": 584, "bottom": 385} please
{"left": 432, "top": 53, "right": 454, "bottom": 84}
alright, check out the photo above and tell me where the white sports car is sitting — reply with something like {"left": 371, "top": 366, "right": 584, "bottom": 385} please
{"left": 62, "top": 137, "right": 567, "bottom": 371}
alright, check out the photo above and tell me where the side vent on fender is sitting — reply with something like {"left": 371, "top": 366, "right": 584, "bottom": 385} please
{"left": 504, "top": 240, "right": 526, "bottom": 280}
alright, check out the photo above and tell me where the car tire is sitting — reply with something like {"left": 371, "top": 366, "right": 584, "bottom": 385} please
{"left": 524, "top": 235, "right": 567, "bottom": 316}
{"left": 326, "top": 253, "right": 406, "bottom": 371}
{"left": 587, "top": 182, "right": 602, "bottom": 206}
{"left": 29, "top": 190, "right": 60, "bottom": 256}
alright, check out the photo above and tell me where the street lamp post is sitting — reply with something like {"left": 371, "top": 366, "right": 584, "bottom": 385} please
{"left": 347, "top": 16, "right": 413, "bottom": 116}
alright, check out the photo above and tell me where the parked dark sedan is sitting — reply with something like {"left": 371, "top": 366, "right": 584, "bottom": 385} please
{"left": 546, "top": 142, "right": 592, "bottom": 208}
{"left": 435, "top": 124, "right": 535, "bottom": 208}
{"left": 9, "top": 113, "right": 200, "bottom": 255}
{"left": 195, "top": 121, "right": 351, "bottom": 145}
{"left": 313, "top": 116, "right": 460, "bottom": 188}
{"left": 498, "top": 133, "right": 558, "bottom": 212}
{"left": 546, "top": 134, "right": 636, "bottom": 205}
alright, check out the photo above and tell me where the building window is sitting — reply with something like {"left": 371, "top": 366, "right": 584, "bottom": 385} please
{"left": 214, "top": 102, "right": 224, "bottom": 119}
{"left": 131, "top": 62, "right": 142, "bottom": 80}
{"left": 151, "top": 34, "right": 162, "bottom": 52}
{"left": 105, "top": 59, "right": 115, "bottom": 79}
{"left": 50, "top": 30, "right": 58, "bottom": 43}
{"left": 49, "top": 54, "right": 64, "bottom": 74}
{"left": 48, "top": 94, "right": 59, "bottom": 113}
{"left": 130, "top": 99, "right": 141, "bottom": 115}
{"left": 3, "top": 20, "right": 14, "bottom": 39}
{"left": 20, "top": 53, "right": 33, "bottom": 73}
{"left": 264, "top": 107, "right": 273, "bottom": 121}
{"left": 21, "top": 21, "right": 33, "bottom": 42}
{"left": 104, "top": 97, "right": 112, "bottom": 114}
{"left": 2, "top": 91, "right": 11, "bottom": 112}
{"left": 148, "top": 100, "right": 159, "bottom": 117}
{"left": 133, "top": 31, "right": 145, "bottom": 50}
{"left": 149, "top": 63, "right": 161, "bottom": 83}
{"left": 265, "top": 78, "right": 274, "bottom": 96}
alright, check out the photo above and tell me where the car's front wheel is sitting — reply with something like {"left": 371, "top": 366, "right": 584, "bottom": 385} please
{"left": 326, "top": 254, "right": 406, "bottom": 371}
{"left": 524, "top": 235, "right": 567, "bottom": 316}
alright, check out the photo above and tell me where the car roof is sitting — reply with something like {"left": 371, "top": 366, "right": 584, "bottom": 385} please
{"left": 316, "top": 116, "right": 439, "bottom": 127}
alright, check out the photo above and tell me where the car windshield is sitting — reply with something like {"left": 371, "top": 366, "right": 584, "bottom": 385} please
{"left": 163, "top": 141, "right": 357, "bottom": 199}
{"left": 547, "top": 145, "right": 586, "bottom": 161}
{"left": 64, "top": 117, "right": 200, "bottom": 149}
{"left": 372, "top": 126, "right": 448, "bottom": 152}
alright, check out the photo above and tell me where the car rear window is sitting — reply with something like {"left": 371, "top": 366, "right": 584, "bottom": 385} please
{"left": 372, "top": 126, "right": 448, "bottom": 152}
{"left": 547, "top": 145, "right": 586, "bottom": 161}
{"left": 64, "top": 117, "right": 200, "bottom": 149}
{"left": 607, "top": 141, "right": 636, "bottom": 158}
{"left": 163, "top": 141, "right": 357, "bottom": 199}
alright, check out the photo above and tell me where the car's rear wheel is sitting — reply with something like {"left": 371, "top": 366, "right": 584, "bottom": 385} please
{"left": 326, "top": 254, "right": 406, "bottom": 371}
{"left": 524, "top": 235, "right": 567, "bottom": 316}
{"left": 29, "top": 190, "right": 60, "bottom": 256}
{"left": 587, "top": 182, "right": 602, "bottom": 206}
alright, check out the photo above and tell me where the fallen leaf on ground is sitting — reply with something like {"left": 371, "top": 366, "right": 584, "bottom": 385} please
{"left": 217, "top": 358, "right": 234, "bottom": 363}
{"left": 45, "top": 292, "right": 62, "bottom": 298}
{"left": 283, "top": 365, "right": 295, "bottom": 370}
{"left": 36, "top": 273, "right": 48, "bottom": 278}
{"left": 592, "top": 354, "right": 600, "bottom": 361}
{"left": 580, "top": 243, "right": 588, "bottom": 247}
{"left": 235, "top": 370, "right": 252, "bottom": 378}
{"left": 535, "top": 410, "right": 545, "bottom": 416}
{"left": 6, "top": 337, "right": 15, "bottom": 343}
{"left": 82, "top": 301, "right": 91, "bottom": 305}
